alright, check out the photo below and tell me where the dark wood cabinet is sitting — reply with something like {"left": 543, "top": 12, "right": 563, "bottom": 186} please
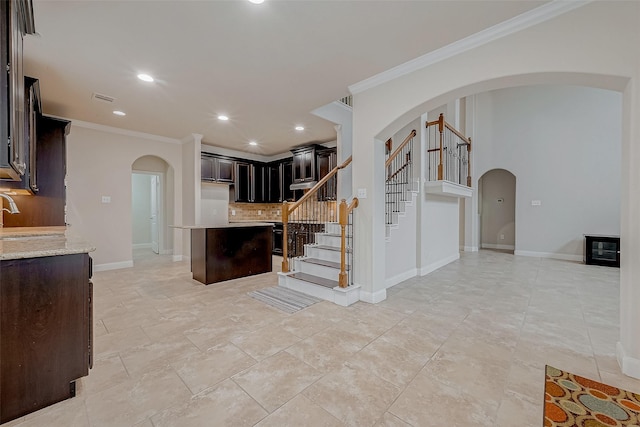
{"left": 1, "top": 0, "right": 35, "bottom": 182}
{"left": 584, "top": 235, "right": 620, "bottom": 267}
{"left": 0, "top": 253, "right": 93, "bottom": 424}
{"left": 234, "top": 161, "right": 253, "bottom": 202}
{"left": 191, "top": 226, "right": 272, "bottom": 284}
{"left": 280, "top": 158, "right": 295, "bottom": 202}
{"left": 252, "top": 163, "right": 267, "bottom": 203}
{"left": 1, "top": 76, "right": 42, "bottom": 193}
{"left": 316, "top": 148, "right": 337, "bottom": 201}
{"left": 201, "top": 154, "right": 234, "bottom": 183}
{"left": 292, "top": 146, "right": 317, "bottom": 183}
{"left": 3, "top": 116, "right": 69, "bottom": 227}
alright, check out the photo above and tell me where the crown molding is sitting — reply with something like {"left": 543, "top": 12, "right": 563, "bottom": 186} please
{"left": 65, "top": 118, "right": 183, "bottom": 144}
{"left": 349, "top": 0, "right": 591, "bottom": 95}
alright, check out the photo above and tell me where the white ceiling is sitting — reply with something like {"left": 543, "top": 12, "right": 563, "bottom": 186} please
{"left": 23, "top": 0, "right": 545, "bottom": 155}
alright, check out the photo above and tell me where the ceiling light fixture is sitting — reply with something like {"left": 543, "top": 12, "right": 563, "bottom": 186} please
{"left": 218, "top": 115, "right": 229, "bottom": 121}
{"left": 249, "top": 141, "right": 258, "bottom": 146}
{"left": 295, "top": 125, "right": 305, "bottom": 131}
{"left": 137, "top": 73, "right": 154, "bottom": 82}
{"left": 248, "top": 0, "right": 265, "bottom": 4}
{"left": 113, "top": 110, "right": 126, "bottom": 116}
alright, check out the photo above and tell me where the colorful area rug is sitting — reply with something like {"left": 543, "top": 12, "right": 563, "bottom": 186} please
{"left": 544, "top": 365, "right": 640, "bottom": 426}
{"left": 248, "top": 286, "right": 321, "bottom": 314}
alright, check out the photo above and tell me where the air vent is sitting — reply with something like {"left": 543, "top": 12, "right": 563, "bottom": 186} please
{"left": 91, "top": 92, "right": 115, "bottom": 103}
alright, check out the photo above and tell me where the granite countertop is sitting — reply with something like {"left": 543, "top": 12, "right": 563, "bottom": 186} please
{"left": 0, "top": 227, "right": 96, "bottom": 260}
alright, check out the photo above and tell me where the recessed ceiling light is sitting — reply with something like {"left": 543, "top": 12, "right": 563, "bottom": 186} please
{"left": 218, "top": 115, "right": 229, "bottom": 121}
{"left": 248, "top": 0, "right": 264, "bottom": 4}
{"left": 113, "top": 110, "right": 126, "bottom": 116}
{"left": 137, "top": 73, "right": 154, "bottom": 82}
{"left": 295, "top": 125, "right": 305, "bottom": 131}
{"left": 249, "top": 141, "right": 258, "bottom": 146}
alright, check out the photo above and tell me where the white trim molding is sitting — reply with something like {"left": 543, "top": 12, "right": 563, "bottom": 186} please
{"left": 462, "top": 246, "right": 479, "bottom": 252}
{"left": 617, "top": 342, "right": 640, "bottom": 379}
{"left": 68, "top": 118, "right": 182, "bottom": 144}
{"left": 385, "top": 268, "right": 418, "bottom": 288}
{"left": 482, "top": 243, "right": 515, "bottom": 251}
{"left": 349, "top": 0, "right": 591, "bottom": 94}
{"left": 419, "top": 253, "right": 460, "bottom": 276}
{"left": 425, "top": 180, "right": 473, "bottom": 198}
{"left": 173, "top": 255, "right": 188, "bottom": 262}
{"left": 514, "top": 250, "right": 582, "bottom": 262}
{"left": 359, "top": 289, "right": 387, "bottom": 304}
{"left": 94, "top": 260, "right": 134, "bottom": 272}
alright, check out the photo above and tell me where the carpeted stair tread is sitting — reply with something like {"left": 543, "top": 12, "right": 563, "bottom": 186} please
{"left": 289, "top": 272, "right": 338, "bottom": 289}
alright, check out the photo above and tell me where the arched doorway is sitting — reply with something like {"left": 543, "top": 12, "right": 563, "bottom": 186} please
{"left": 479, "top": 169, "right": 516, "bottom": 253}
{"left": 131, "top": 155, "right": 174, "bottom": 261}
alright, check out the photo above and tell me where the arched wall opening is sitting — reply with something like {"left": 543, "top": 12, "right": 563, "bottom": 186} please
{"left": 131, "top": 155, "right": 175, "bottom": 259}
{"left": 479, "top": 169, "right": 516, "bottom": 253}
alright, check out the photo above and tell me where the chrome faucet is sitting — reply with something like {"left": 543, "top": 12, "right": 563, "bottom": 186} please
{"left": 0, "top": 193, "right": 20, "bottom": 214}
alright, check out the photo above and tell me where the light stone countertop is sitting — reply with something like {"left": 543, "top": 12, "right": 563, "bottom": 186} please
{"left": 0, "top": 227, "right": 96, "bottom": 260}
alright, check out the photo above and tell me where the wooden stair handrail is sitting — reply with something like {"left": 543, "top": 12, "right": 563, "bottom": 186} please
{"left": 385, "top": 129, "right": 416, "bottom": 169}
{"left": 281, "top": 155, "right": 352, "bottom": 273}
{"left": 425, "top": 113, "right": 472, "bottom": 184}
{"left": 338, "top": 197, "right": 359, "bottom": 288}
{"left": 286, "top": 156, "right": 352, "bottom": 214}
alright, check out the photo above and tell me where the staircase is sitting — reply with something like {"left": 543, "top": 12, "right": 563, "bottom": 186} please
{"left": 278, "top": 221, "right": 360, "bottom": 306}
{"left": 385, "top": 179, "right": 419, "bottom": 240}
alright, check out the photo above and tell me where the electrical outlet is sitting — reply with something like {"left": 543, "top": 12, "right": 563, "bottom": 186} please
{"left": 258, "top": 210, "right": 262, "bottom": 215}
{"left": 500, "top": 234, "right": 505, "bottom": 240}
{"left": 231, "top": 210, "right": 236, "bottom": 216}
{"left": 531, "top": 200, "right": 541, "bottom": 206}
{"left": 101, "top": 196, "right": 111, "bottom": 204}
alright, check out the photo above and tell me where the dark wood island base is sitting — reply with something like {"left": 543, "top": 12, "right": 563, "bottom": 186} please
{"left": 190, "top": 224, "right": 273, "bottom": 285}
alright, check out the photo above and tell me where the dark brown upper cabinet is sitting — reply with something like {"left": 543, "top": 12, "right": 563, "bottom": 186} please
{"left": 201, "top": 154, "right": 234, "bottom": 183}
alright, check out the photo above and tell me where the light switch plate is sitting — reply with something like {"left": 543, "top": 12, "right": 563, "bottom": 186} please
{"left": 357, "top": 188, "right": 367, "bottom": 199}
{"left": 531, "top": 200, "right": 541, "bottom": 206}
{"left": 101, "top": 196, "right": 111, "bottom": 204}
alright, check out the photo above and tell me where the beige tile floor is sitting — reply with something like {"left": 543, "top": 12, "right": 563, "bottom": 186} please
{"left": 6, "top": 249, "right": 640, "bottom": 427}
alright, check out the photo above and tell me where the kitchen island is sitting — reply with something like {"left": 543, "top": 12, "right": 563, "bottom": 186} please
{"left": 188, "top": 223, "right": 273, "bottom": 285}
{"left": 0, "top": 227, "right": 95, "bottom": 424}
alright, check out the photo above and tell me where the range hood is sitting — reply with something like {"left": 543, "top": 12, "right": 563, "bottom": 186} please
{"left": 290, "top": 181, "right": 317, "bottom": 190}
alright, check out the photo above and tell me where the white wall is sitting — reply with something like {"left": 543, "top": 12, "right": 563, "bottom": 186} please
{"left": 479, "top": 169, "right": 516, "bottom": 250}
{"left": 421, "top": 195, "right": 460, "bottom": 273}
{"left": 131, "top": 173, "right": 152, "bottom": 246}
{"left": 472, "top": 85, "right": 621, "bottom": 259}
{"left": 66, "top": 123, "right": 183, "bottom": 269}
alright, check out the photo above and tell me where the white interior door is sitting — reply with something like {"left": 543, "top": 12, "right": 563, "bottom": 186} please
{"left": 150, "top": 175, "right": 159, "bottom": 254}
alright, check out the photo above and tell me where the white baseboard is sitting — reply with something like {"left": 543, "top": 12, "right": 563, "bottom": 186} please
{"left": 461, "top": 246, "right": 479, "bottom": 252}
{"left": 514, "top": 250, "right": 582, "bottom": 262}
{"left": 419, "top": 253, "right": 460, "bottom": 276}
{"left": 617, "top": 342, "right": 640, "bottom": 379}
{"left": 173, "top": 255, "right": 189, "bottom": 262}
{"left": 359, "top": 288, "right": 387, "bottom": 304}
{"left": 481, "top": 243, "right": 515, "bottom": 250}
{"left": 160, "top": 249, "right": 173, "bottom": 255}
{"left": 385, "top": 268, "right": 417, "bottom": 288}
{"left": 133, "top": 243, "right": 152, "bottom": 249}
{"left": 94, "top": 260, "right": 134, "bottom": 272}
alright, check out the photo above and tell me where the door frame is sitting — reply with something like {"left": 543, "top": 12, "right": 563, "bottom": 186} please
{"left": 131, "top": 170, "right": 165, "bottom": 255}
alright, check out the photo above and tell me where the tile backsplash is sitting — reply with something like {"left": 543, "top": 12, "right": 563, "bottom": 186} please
{"left": 229, "top": 203, "right": 283, "bottom": 221}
